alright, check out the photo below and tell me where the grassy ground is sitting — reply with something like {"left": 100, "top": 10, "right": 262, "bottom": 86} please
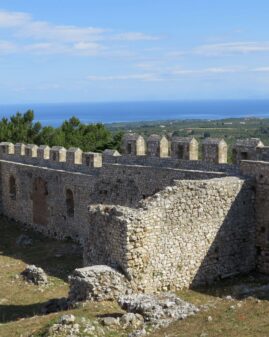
{"left": 1, "top": 217, "right": 269, "bottom": 337}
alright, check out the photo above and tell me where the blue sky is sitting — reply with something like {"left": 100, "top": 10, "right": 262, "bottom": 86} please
{"left": 1, "top": 0, "right": 269, "bottom": 103}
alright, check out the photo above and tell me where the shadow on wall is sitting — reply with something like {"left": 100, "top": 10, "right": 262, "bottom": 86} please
{"left": 89, "top": 177, "right": 164, "bottom": 208}
{"left": 89, "top": 171, "right": 231, "bottom": 209}
{"left": 190, "top": 181, "right": 257, "bottom": 291}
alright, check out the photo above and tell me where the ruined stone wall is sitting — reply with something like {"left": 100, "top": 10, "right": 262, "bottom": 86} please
{"left": 0, "top": 157, "right": 228, "bottom": 244}
{"left": 257, "top": 147, "right": 269, "bottom": 162}
{"left": 0, "top": 160, "right": 94, "bottom": 242}
{"left": 240, "top": 160, "right": 269, "bottom": 274}
{"left": 84, "top": 177, "right": 256, "bottom": 291}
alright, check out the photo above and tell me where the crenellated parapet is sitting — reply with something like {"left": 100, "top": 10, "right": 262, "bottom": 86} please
{"left": 15, "top": 143, "right": 25, "bottom": 156}
{"left": 83, "top": 152, "right": 102, "bottom": 168}
{"left": 171, "top": 136, "right": 198, "bottom": 160}
{"left": 147, "top": 134, "right": 169, "bottom": 157}
{"left": 0, "top": 142, "right": 103, "bottom": 171}
{"left": 25, "top": 144, "right": 38, "bottom": 157}
{"left": 37, "top": 145, "right": 50, "bottom": 159}
{"left": 120, "top": 134, "right": 227, "bottom": 164}
{"left": 50, "top": 146, "right": 66, "bottom": 162}
{"left": 202, "top": 138, "right": 228, "bottom": 164}
{"left": 121, "top": 133, "right": 146, "bottom": 156}
{"left": 232, "top": 138, "right": 264, "bottom": 164}
{"left": 0, "top": 142, "right": 14, "bottom": 155}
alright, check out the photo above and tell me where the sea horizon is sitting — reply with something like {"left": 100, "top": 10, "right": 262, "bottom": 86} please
{"left": 1, "top": 99, "right": 269, "bottom": 126}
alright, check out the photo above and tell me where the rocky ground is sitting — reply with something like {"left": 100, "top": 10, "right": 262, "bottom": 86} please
{"left": 1, "top": 217, "right": 269, "bottom": 337}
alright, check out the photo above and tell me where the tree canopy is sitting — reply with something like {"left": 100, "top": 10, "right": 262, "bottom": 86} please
{"left": 0, "top": 110, "right": 123, "bottom": 152}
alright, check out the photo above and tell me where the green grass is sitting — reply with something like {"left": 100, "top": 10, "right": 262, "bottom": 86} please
{"left": 1, "top": 217, "right": 269, "bottom": 337}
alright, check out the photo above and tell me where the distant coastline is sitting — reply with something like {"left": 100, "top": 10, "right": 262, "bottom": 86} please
{"left": 1, "top": 99, "right": 269, "bottom": 126}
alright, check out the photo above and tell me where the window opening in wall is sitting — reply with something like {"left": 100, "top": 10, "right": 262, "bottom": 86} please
{"left": 66, "top": 189, "right": 74, "bottom": 217}
{"left": 127, "top": 143, "right": 132, "bottom": 154}
{"left": 261, "top": 226, "right": 266, "bottom": 233}
{"left": 32, "top": 177, "right": 48, "bottom": 225}
{"left": 257, "top": 246, "right": 262, "bottom": 256}
{"left": 9, "top": 175, "right": 16, "bottom": 200}
{"left": 177, "top": 145, "right": 184, "bottom": 159}
{"left": 241, "top": 152, "right": 248, "bottom": 160}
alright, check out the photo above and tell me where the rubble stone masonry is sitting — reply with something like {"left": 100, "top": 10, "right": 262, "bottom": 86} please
{"left": 84, "top": 177, "right": 256, "bottom": 291}
{"left": 0, "top": 140, "right": 265, "bottom": 292}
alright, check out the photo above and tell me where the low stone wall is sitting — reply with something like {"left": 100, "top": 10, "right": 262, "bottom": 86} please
{"left": 84, "top": 177, "right": 256, "bottom": 291}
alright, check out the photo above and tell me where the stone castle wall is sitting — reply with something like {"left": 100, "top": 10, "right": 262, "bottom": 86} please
{"left": 84, "top": 177, "right": 256, "bottom": 291}
{"left": 240, "top": 160, "right": 269, "bottom": 274}
{"left": 0, "top": 140, "right": 267, "bottom": 291}
{"left": 0, "top": 152, "right": 228, "bottom": 244}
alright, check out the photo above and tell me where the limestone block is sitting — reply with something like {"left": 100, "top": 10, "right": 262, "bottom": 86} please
{"left": 66, "top": 147, "right": 82, "bottom": 165}
{"left": 37, "top": 145, "right": 50, "bottom": 159}
{"left": 0, "top": 142, "right": 14, "bottom": 155}
{"left": 15, "top": 143, "right": 26, "bottom": 156}
{"left": 202, "top": 138, "right": 227, "bottom": 164}
{"left": 21, "top": 265, "right": 48, "bottom": 285}
{"left": 50, "top": 146, "right": 67, "bottom": 162}
{"left": 122, "top": 134, "right": 146, "bottom": 156}
{"left": 147, "top": 135, "right": 169, "bottom": 158}
{"left": 82, "top": 152, "right": 102, "bottom": 168}
{"left": 25, "top": 144, "right": 38, "bottom": 157}
{"left": 68, "top": 265, "right": 131, "bottom": 302}
{"left": 171, "top": 137, "right": 198, "bottom": 160}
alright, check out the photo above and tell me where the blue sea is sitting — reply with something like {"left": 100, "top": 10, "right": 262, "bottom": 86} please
{"left": 0, "top": 100, "right": 269, "bottom": 126}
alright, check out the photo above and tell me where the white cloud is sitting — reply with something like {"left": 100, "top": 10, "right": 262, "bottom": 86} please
{"left": 0, "top": 10, "right": 30, "bottom": 27}
{"left": 195, "top": 42, "right": 269, "bottom": 56}
{"left": 252, "top": 67, "right": 269, "bottom": 72}
{"left": 18, "top": 21, "right": 105, "bottom": 43}
{"left": 111, "top": 32, "right": 160, "bottom": 41}
{"left": 87, "top": 73, "right": 160, "bottom": 81}
{"left": 0, "top": 9, "right": 161, "bottom": 57}
{"left": 87, "top": 67, "right": 246, "bottom": 83}
{"left": 0, "top": 40, "right": 17, "bottom": 54}
{"left": 172, "top": 66, "right": 244, "bottom": 75}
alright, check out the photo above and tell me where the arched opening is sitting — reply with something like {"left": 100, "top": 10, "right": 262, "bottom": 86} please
{"left": 9, "top": 175, "right": 16, "bottom": 200}
{"left": 32, "top": 177, "right": 48, "bottom": 225}
{"left": 66, "top": 189, "right": 74, "bottom": 217}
